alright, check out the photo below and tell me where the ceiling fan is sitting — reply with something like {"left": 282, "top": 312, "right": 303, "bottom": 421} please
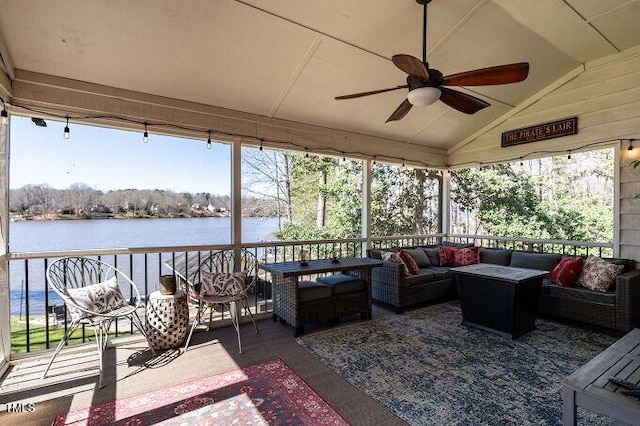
{"left": 335, "top": 0, "right": 530, "bottom": 122}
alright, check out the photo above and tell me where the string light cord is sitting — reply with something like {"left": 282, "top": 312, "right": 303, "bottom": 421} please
{"left": 4, "top": 99, "right": 637, "bottom": 170}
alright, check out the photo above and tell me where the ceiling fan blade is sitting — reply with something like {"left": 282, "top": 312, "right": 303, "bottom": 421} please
{"left": 335, "top": 85, "right": 408, "bottom": 100}
{"left": 386, "top": 99, "right": 413, "bottom": 122}
{"left": 392, "top": 54, "right": 430, "bottom": 80}
{"left": 439, "top": 87, "right": 490, "bottom": 115}
{"left": 440, "top": 62, "right": 529, "bottom": 86}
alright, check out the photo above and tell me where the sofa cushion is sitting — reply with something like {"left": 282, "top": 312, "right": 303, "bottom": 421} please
{"left": 577, "top": 256, "right": 624, "bottom": 292}
{"left": 453, "top": 247, "right": 479, "bottom": 266}
{"left": 441, "top": 241, "right": 475, "bottom": 248}
{"left": 602, "top": 258, "right": 634, "bottom": 273}
{"left": 479, "top": 248, "right": 513, "bottom": 266}
{"left": 550, "top": 257, "right": 584, "bottom": 287}
{"left": 405, "top": 271, "right": 438, "bottom": 287}
{"left": 298, "top": 281, "right": 331, "bottom": 302}
{"left": 317, "top": 274, "right": 365, "bottom": 295}
{"left": 367, "top": 249, "right": 384, "bottom": 260}
{"left": 382, "top": 251, "right": 410, "bottom": 276}
{"left": 510, "top": 251, "right": 562, "bottom": 271}
{"left": 547, "top": 283, "right": 616, "bottom": 304}
{"left": 422, "top": 248, "right": 440, "bottom": 266}
{"left": 403, "top": 248, "right": 431, "bottom": 267}
{"left": 428, "top": 266, "right": 454, "bottom": 277}
{"left": 399, "top": 250, "right": 420, "bottom": 274}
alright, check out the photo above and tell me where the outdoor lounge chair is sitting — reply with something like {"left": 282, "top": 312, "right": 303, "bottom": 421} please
{"left": 42, "top": 257, "right": 155, "bottom": 388}
{"left": 183, "top": 249, "right": 260, "bottom": 354}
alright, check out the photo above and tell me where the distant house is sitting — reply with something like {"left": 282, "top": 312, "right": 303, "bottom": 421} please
{"left": 91, "top": 204, "right": 112, "bottom": 214}
{"left": 58, "top": 207, "right": 75, "bottom": 215}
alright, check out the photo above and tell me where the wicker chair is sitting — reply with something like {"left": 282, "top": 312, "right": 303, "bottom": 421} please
{"left": 42, "top": 257, "right": 155, "bottom": 388}
{"left": 183, "top": 249, "right": 259, "bottom": 354}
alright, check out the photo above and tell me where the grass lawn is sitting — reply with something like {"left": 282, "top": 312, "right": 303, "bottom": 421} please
{"left": 10, "top": 318, "right": 131, "bottom": 354}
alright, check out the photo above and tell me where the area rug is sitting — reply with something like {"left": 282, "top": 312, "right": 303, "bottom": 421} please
{"left": 298, "top": 301, "right": 620, "bottom": 426}
{"left": 53, "top": 358, "right": 347, "bottom": 425}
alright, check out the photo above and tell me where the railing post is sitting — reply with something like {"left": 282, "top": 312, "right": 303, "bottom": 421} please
{"left": 232, "top": 140, "right": 242, "bottom": 252}
{"left": 441, "top": 170, "right": 450, "bottom": 243}
{"left": 362, "top": 159, "right": 372, "bottom": 258}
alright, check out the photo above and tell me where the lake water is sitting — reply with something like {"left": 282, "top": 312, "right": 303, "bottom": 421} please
{"left": 9, "top": 217, "right": 281, "bottom": 315}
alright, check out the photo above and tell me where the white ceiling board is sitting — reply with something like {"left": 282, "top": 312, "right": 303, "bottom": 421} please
{"left": 239, "top": 0, "right": 485, "bottom": 60}
{"left": 589, "top": 2, "right": 640, "bottom": 51}
{"left": 416, "top": 102, "right": 511, "bottom": 149}
{"left": 564, "top": 0, "right": 636, "bottom": 21}
{"left": 492, "top": 0, "right": 618, "bottom": 63}
{"left": 0, "top": 0, "right": 319, "bottom": 116}
{"left": 274, "top": 38, "right": 448, "bottom": 144}
{"left": 1, "top": 0, "right": 640, "bottom": 155}
{"left": 427, "top": 1, "right": 579, "bottom": 107}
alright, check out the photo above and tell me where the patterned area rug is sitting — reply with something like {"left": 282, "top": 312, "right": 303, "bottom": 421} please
{"left": 298, "top": 301, "right": 620, "bottom": 425}
{"left": 53, "top": 358, "right": 347, "bottom": 425}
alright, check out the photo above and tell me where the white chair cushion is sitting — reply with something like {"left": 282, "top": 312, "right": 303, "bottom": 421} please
{"left": 201, "top": 272, "right": 246, "bottom": 297}
{"left": 65, "top": 276, "right": 127, "bottom": 322}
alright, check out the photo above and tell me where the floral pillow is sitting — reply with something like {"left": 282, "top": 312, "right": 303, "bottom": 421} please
{"left": 453, "top": 247, "right": 479, "bottom": 267}
{"left": 399, "top": 250, "right": 420, "bottom": 275}
{"left": 65, "top": 276, "right": 127, "bottom": 322}
{"left": 201, "top": 272, "right": 247, "bottom": 297}
{"left": 382, "top": 251, "right": 410, "bottom": 276}
{"left": 576, "top": 256, "right": 624, "bottom": 292}
{"left": 438, "top": 246, "right": 457, "bottom": 266}
{"left": 551, "top": 257, "right": 584, "bottom": 287}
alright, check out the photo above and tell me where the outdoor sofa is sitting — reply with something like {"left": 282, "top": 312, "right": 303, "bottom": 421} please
{"left": 367, "top": 245, "right": 640, "bottom": 332}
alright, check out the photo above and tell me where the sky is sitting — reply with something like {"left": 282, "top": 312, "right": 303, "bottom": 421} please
{"left": 9, "top": 115, "right": 232, "bottom": 194}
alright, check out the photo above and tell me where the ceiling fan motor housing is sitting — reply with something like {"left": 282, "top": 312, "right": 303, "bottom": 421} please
{"left": 407, "top": 68, "right": 442, "bottom": 90}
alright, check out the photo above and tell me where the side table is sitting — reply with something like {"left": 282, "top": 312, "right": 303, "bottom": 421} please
{"left": 146, "top": 290, "right": 188, "bottom": 350}
{"left": 563, "top": 328, "right": 640, "bottom": 425}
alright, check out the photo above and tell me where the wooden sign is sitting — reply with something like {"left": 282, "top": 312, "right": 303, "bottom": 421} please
{"left": 501, "top": 117, "right": 578, "bottom": 147}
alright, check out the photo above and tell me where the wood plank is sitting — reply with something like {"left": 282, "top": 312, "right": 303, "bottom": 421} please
{"left": 565, "top": 329, "right": 640, "bottom": 390}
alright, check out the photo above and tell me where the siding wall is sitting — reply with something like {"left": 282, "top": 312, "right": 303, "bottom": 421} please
{"left": 448, "top": 46, "right": 640, "bottom": 262}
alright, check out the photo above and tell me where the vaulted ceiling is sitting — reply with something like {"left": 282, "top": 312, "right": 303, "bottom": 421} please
{"left": 0, "top": 0, "right": 638, "bottom": 159}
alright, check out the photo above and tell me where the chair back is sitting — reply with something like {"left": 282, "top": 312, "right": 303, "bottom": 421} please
{"left": 190, "top": 249, "right": 259, "bottom": 294}
{"left": 47, "top": 257, "right": 142, "bottom": 307}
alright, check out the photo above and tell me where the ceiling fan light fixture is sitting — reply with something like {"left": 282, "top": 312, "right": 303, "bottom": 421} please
{"left": 407, "top": 87, "right": 441, "bottom": 107}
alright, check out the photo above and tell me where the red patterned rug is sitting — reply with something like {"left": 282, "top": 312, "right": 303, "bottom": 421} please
{"left": 53, "top": 358, "right": 347, "bottom": 425}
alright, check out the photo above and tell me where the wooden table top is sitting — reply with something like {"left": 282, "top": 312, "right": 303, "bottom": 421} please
{"left": 563, "top": 328, "right": 640, "bottom": 423}
{"left": 259, "top": 257, "right": 383, "bottom": 277}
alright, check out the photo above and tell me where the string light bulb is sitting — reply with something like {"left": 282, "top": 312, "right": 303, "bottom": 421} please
{"left": 567, "top": 150, "right": 571, "bottom": 160}
{"left": 0, "top": 106, "right": 7, "bottom": 125}
{"left": 259, "top": 139, "right": 263, "bottom": 151}
{"left": 206, "top": 131, "right": 212, "bottom": 149}
{"left": 143, "top": 123, "right": 149, "bottom": 143}
{"left": 628, "top": 140, "right": 633, "bottom": 151}
{"left": 305, "top": 148, "right": 309, "bottom": 158}
{"left": 373, "top": 156, "right": 377, "bottom": 166}
{"left": 402, "top": 158, "right": 405, "bottom": 168}
{"left": 63, "top": 116, "right": 70, "bottom": 139}
{"left": 342, "top": 151, "right": 346, "bottom": 162}
{"left": 520, "top": 157, "right": 524, "bottom": 167}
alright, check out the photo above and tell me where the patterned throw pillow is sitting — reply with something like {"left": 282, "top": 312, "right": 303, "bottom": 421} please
{"left": 201, "top": 272, "right": 247, "bottom": 297}
{"left": 399, "top": 250, "right": 420, "bottom": 275}
{"left": 453, "top": 247, "right": 479, "bottom": 267}
{"left": 576, "top": 256, "right": 624, "bottom": 292}
{"left": 65, "top": 276, "right": 127, "bottom": 322}
{"left": 438, "top": 246, "right": 457, "bottom": 266}
{"left": 551, "top": 257, "right": 584, "bottom": 287}
{"left": 381, "top": 251, "right": 410, "bottom": 276}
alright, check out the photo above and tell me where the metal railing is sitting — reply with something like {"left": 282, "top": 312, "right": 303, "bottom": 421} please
{"left": 7, "top": 234, "right": 614, "bottom": 354}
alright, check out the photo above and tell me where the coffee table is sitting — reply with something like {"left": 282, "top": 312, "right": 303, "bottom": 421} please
{"left": 451, "top": 263, "right": 546, "bottom": 339}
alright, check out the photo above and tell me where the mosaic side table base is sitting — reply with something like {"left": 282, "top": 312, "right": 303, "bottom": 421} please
{"left": 146, "top": 290, "right": 188, "bottom": 350}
